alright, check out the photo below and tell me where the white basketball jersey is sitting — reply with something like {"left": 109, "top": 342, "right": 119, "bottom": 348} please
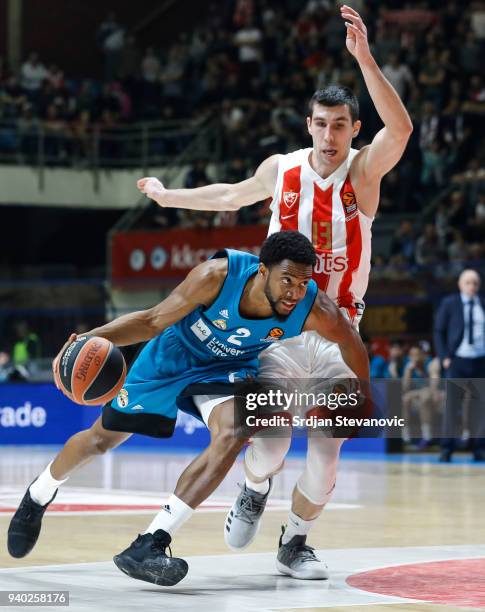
{"left": 267, "top": 147, "right": 373, "bottom": 321}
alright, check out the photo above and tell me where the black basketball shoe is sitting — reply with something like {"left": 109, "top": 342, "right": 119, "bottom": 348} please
{"left": 8, "top": 481, "right": 58, "bottom": 558}
{"left": 113, "top": 529, "right": 189, "bottom": 586}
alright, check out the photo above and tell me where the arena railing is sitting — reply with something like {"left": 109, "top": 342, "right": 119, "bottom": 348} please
{"left": 0, "top": 114, "right": 223, "bottom": 175}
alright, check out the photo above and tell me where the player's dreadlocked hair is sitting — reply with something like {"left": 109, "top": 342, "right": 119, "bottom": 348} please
{"left": 259, "top": 231, "right": 316, "bottom": 268}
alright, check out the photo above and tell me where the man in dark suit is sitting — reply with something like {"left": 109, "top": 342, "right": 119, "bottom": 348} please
{"left": 434, "top": 269, "right": 485, "bottom": 461}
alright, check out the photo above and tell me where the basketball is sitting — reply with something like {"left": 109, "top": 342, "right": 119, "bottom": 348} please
{"left": 57, "top": 336, "right": 126, "bottom": 405}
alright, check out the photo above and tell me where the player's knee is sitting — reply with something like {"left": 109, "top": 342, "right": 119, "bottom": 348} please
{"left": 89, "top": 431, "right": 116, "bottom": 455}
{"left": 245, "top": 436, "right": 291, "bottom": 478}
{"left": 210, "top": 428, "right": 245, "bottom": 459}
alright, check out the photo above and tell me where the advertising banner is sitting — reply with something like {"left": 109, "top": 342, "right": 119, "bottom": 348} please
{"left": 110, "top": 225, "right": 269, "bottom": 284}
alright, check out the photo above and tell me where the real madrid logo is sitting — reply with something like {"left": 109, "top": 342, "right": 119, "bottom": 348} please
{"left": 212, "top": 319, "right": 227, "bottom": 330}
{"left": 266, "top": 327, "right": 284, "bottom": 340}
{"left": 117, "top": 388, "right": 129, "bottom": 408}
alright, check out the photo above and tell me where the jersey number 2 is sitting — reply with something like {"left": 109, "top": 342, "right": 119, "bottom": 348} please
{"left": 227, "top": 328, "right": 251, "bottom": 346}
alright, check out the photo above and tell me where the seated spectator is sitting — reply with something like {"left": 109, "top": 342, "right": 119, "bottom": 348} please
{"left": 462, "top": 74, "right": 485, "bottom": 115}
{"left": 20, "top": 52, "right": 49, "bottom": 97}
{"left": 160, "top": 44, "right": 187, "bottom": 104}
{"left": 233, "top": 15, "right": 263, "bottom": 81}
{"left": 47, "top": 64, "right": 65, "bottom": 91}
{"left": 415, "top": 224, "right": 446, "bottom": 266}
{"left": 385, "top": 254, "right": 413, "bottom": 281}
{"left": 12, "top": 321, "right": 41, "bottom": 367}
{"left": 0, "top": 351, "right": 12, "bottom": 382}
{"left": 366, "top": 341, "right": 390, "bottom": 378}
{"left": 70, "top": 110, "right": 94, "bottom": 163}
{"left": 447, "top": 190, "right": 468, "bottom": 229}
{"left": 97, "top": 11, "right": 125, "bottom": 81}
{"left": 418, "top": 47, "right": 446, "bottom": 106}
{"left": 388, "top": 340, "right": 406, "bottom": 379}
{"left": 390, "top": 220, "right": 416, "bottom": 263}
{"left": 447, "top": 229, "right": 468, "bottom": 273}
{"left": 0, "top": 350, "right": 29, "bottom": 382}
{"left": 0, "top": 75, "right": 27, "bottom": 119}
{"left": 185, "top": 160, "right": 209, "bottom": 188}
{"left": 474, "top": 192, "right": 485, "bottom": 220}
{"left": 370, "top": 254, "right": 388, "bottom": 281}
{"left": 401, "top": 346, "right": 443, "bottom": 447}
{"left": 141, "top": 47, "right": 161, "bottom": 83}
{"left": 382, "top": 51, "right": 415, "bottom": 101}
{"left": 43, "top": 103, "right": 69, "bottom": 162}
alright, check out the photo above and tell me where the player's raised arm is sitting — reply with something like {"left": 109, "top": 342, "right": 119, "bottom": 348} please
{"left": 137, "top": 154, "right": 279, "bottom": 211}
{"left": 303, "top": 291, "right": 370, "bottom": 381}
{"left": 341, "top": 5, "right": 413, "bottom": 214}
{"left": 79, "top": 259, "right": 227, "bottom": 346}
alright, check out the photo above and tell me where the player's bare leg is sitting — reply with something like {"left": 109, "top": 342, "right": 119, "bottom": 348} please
{"left": 50, "top": 416, "right": 132, "bottom": 480}
{"left": 173, "top": 399, "right": 246, "bottom": 506}
{"left": 8, "top": 416, "right": 131, "bottom": 558}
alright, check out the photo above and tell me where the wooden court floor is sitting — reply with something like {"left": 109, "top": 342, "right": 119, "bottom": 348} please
{"left": 1, "top": 449, "right": 485, "bottom": 610}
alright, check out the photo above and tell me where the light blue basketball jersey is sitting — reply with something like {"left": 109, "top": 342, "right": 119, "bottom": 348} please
{"left": 108, "top": 248, "right": 318, "bottom": 434}
{"left": 172, "top": 249, "right": 318, "bottom": 363}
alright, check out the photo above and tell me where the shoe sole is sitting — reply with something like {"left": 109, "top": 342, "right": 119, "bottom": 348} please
{"left": 113, "top": 555, "right": 188, "bottom": 586}
{"left": 275, "top": 559, "right": 329, "bottom": 580}
{"left": 223, "top": 509, "right": 261, "bottom": 551}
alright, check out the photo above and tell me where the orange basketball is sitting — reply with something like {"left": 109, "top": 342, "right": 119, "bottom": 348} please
{"left": 58, "top": 336, "right": 126, "bottom": 405}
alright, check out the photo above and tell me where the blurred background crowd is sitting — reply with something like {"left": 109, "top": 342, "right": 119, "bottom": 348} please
{"left": 2, "top": 1, "right": 483, "bottom": 257}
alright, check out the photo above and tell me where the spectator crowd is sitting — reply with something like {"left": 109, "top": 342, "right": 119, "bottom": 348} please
{"left": 0, "top": 1, "right": 483, "bottom": 183}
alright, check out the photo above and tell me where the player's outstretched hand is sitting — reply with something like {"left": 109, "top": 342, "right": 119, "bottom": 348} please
{"left": 340, "top": 4, "right": 371, "bottom": 64}
{"left": 137, "top": 177, "right": 165, "bottom": 202}
{"left": 52, "top": 334, "right": 77, "bottom": 390}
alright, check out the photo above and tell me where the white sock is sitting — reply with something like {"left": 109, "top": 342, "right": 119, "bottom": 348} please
{"left": 29, "top": 461, "right": 68, "bottom": 506}
{"left": 282, "top": 510, "right": 317, "bottom": 544}
{"left": 421, "top": 423, "right": 432, "bottom": 441}
{"left": 144, "top": 494, "right": 194, "bottom": 536}
{"left": 245, "top": 477, "right": 270, "bottom": 495}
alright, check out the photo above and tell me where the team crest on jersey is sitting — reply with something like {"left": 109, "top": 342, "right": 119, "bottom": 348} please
{"left": 262, "top": 327, "right": 285, "bottom": 342}
{"left": 212, "top": 318, "right": 227, "bottom": 330}
{"left": 117, "top": 388, "right": 129, "bottom": 408}
{"left": 342, "top": 191, "right": 357, "bottom": 214}
{"left": 283, "top": 191, "right": 299, "bottom": 208}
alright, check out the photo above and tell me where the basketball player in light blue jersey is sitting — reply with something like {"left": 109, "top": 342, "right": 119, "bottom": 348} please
{"left": 8, "top": 231, "right": 369, "bottom": 587}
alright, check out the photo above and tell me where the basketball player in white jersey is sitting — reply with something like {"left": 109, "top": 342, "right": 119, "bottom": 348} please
{"left": 136, "top": 5, "right": 412, "bottom": 579}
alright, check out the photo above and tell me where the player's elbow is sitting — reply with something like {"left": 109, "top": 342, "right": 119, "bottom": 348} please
{"left": 143, "top": 308, "right": 166, "bottom": 338}
{"left": 221, "top": 186, "right": 242, "bottom": 211}
{"left": 395, "top": 118, "right": 413, "bottom": 140}
{"left": 403, "top": 119, "right": 413, "bottom": 137}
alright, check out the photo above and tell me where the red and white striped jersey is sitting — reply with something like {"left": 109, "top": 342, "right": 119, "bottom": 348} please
{"left": 267, "top": 147, "right": 373, "bottom": 320}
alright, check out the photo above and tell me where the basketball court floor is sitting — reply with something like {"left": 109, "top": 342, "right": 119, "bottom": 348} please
{"left": 1, "top": 447, "right": 485, "bottom": 611}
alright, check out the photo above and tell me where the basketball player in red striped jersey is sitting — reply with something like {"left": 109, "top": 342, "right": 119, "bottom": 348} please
{"left": 137, "top": 5, "right": 412, "bottom": 579}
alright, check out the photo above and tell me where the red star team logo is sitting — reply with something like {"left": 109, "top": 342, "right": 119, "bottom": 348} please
{"left": 283, "top": 191, "right": 298, "bottom": 207}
